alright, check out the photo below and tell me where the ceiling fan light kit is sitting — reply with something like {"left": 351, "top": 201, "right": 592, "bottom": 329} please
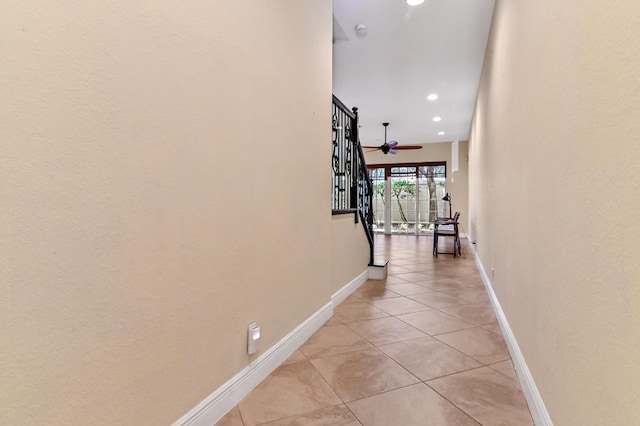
{"left": 381, "top": 122, "right": 398, "bottom": 154}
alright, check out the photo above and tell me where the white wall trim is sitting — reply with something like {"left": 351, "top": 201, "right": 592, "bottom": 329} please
{"left": 332, "top": 269, "right": 369, "bottom": 306}
{"left": 468, "top": 242, "right": 553, "bottom": 426}
{"left": 172, "top": 301, "right": 334, "bottom": 426}
{"left": 173, "top": 268, "right": 370, "bottom": 426}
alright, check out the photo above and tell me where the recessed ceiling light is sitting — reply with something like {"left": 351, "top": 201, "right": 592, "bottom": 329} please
{"left": 407, "top": 0, "right": 425, "bottom": 5}
{"left": 427, "top": 94, "right": 438, "bottom": 101}
{"left": 438, "top": 131, "right": 445, "bottom": 135}
{"left": 433, "top": 116, "right": 442, "bottom": 122}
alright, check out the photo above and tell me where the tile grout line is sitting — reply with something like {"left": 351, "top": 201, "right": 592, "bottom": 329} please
{"left": 423, "top": 381, "right": 485, "bottom": 425}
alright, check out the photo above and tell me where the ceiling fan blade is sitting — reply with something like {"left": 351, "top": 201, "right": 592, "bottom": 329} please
{"left": 395, "top": 145, "right": 423, "bottom": 150}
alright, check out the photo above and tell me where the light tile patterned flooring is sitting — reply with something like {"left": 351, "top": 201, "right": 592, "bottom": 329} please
{"left": 217, "top": 235, "right": 533, "bottom": 425}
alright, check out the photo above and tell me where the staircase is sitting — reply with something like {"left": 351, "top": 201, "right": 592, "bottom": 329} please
{"left": 331, "top": 95, "right": 378, "bottom": 269}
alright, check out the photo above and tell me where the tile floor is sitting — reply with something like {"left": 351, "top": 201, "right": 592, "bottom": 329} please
{"left": 217, "top": 235, "right": 533, "bottom": 425}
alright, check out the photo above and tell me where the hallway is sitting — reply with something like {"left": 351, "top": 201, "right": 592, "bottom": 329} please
{"left": 217, "top": 235, "right": 533, "bottom": 425}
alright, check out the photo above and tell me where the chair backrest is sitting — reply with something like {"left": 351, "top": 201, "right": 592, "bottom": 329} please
{"left": 453, "top": 211, "right": 460, "bottom": 222}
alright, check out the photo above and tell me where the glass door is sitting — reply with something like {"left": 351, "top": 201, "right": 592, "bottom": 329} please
{"left": 390, "top": 167, "right": 416, "bottom": 235}
{"left": 368, "top": 162, "right": 446, "bottom": 235}
{"left": 419, "top": 165, "right": 447, "bottom": 233}
{"left": 369, "top": 168, "right": 385, "bottom": 234}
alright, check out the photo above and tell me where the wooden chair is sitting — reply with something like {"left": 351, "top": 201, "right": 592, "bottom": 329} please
{"left": 433, "top": 211, "right": 461, "bottom": 257}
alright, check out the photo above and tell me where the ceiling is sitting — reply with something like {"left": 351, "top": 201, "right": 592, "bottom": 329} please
{"left": 332, "top": 0, "right": 495, "bottom": 147}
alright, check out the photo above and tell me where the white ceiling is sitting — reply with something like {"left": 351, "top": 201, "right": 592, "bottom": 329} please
{"left": 333, "top": 0, "right": 495, "bottom": 146}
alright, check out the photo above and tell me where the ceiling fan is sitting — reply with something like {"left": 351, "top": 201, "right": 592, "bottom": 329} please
{"left": 362, "top": 123, "right": 423, "bottom": 154}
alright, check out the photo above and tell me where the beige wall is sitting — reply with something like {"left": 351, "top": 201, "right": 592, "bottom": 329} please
{"left": 331, "top": 215, "right": 371, "bottom": 294}
{"left": 1, "top": 1, "right": 333, "bottom": 424}
{"left": 469, "top": 0, "right": 640, "bottom": 424}
{"left": 365, "top": 141, "right": 470, "bottom": 233}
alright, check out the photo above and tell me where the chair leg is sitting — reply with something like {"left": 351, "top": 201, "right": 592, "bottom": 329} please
{"left": 453, "top": 236, "right": 457, "bottom": 258}
{"left": 433, "top": 233, "right": 438, "bottom": 256}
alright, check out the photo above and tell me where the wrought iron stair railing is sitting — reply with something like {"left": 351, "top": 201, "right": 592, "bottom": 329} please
{"left": 332, "top": 95, "right": 374, "bottom": 265}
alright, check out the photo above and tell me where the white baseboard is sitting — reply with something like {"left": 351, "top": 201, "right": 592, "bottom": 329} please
{"left": 172, "top": 302, "right": 333, "bottom": 426}
{"left": 173, "top": 269, "right": 370, "bottom": 426}
{"left": 468, "top": 242, "right": 553, "bottom": 426}
{"left": 332, "top": 269, "right": 369, "bottom": 306}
